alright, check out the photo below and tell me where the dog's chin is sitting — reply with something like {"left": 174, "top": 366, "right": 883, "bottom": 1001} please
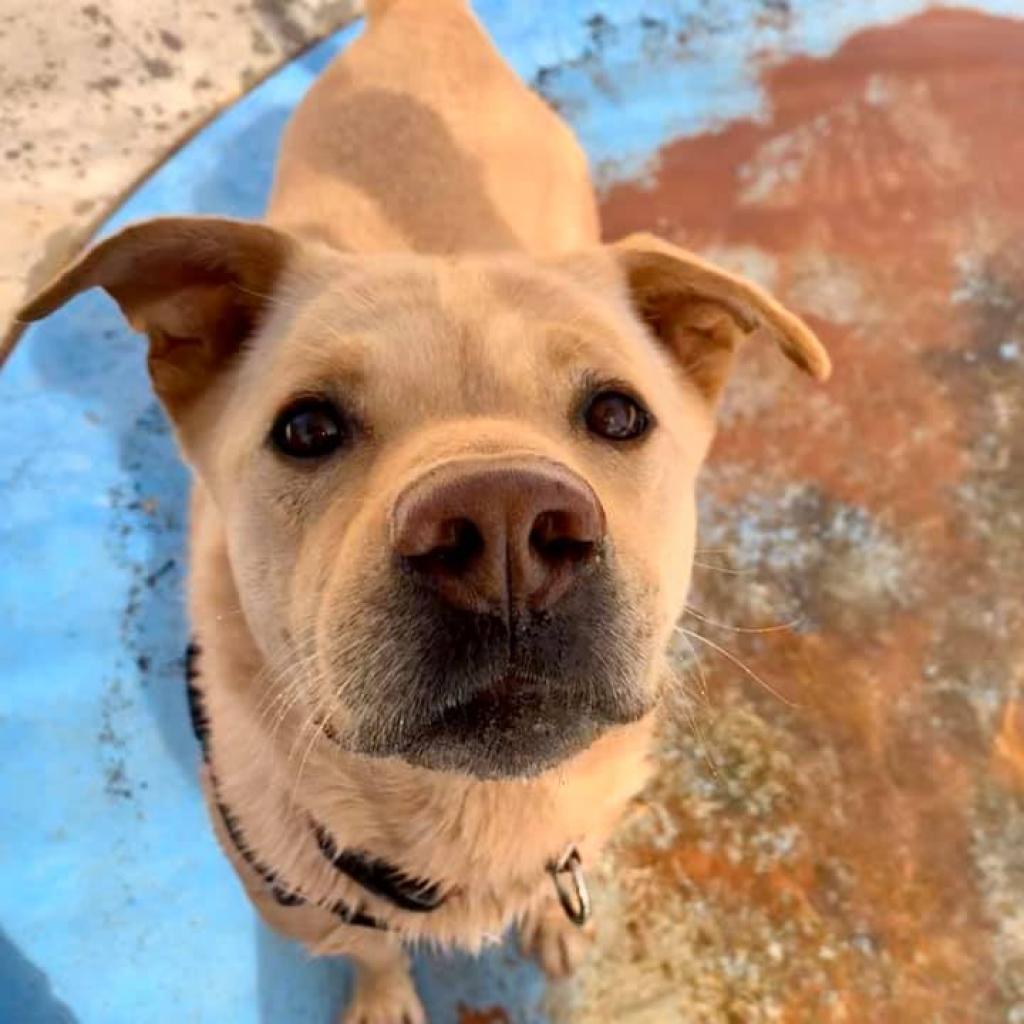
{"left": 348, "top": 674, "right": 651, "bottom": 780}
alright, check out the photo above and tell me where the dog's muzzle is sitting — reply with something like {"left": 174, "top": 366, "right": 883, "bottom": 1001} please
{"left": 323, "top": 456, "right": 654, "bottom": 778}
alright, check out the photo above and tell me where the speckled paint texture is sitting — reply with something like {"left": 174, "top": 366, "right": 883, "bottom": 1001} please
{"left": 0, "top": 0, "right": 359, "bottom": 358}
{"left": 1, "top": 3, "right": 1022, "bottom": 1022}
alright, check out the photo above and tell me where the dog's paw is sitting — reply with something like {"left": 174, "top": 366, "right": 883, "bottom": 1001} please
{"left": 519, "top": 903, "right": 593, "bottom": 980}
{"left": 340, "top": 971, "right": 426, "bottom": 1024}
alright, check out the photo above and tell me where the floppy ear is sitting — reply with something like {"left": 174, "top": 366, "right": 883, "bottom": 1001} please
{"left": 16, "top": 216, "right": 296, "bottom": 418}
{"left": 612, "top": 232, "right": 830, "bottom": 401}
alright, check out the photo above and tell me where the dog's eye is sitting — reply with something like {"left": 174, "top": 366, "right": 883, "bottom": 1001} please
{"left": 270, "top": 398, "right": 347, "bottom": 459}
{"left": 584, "top": 390, "right": 651, "bottom": 442}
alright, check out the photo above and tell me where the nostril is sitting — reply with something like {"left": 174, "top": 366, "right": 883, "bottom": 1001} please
{"left": 405, "top": 517, "right": 484, "bottom": 577}
{"left": 392, "top": 461, "right": 605, "bottom": 612}
{"left": 529, "top": 510, "right": 597, "bottom": 565}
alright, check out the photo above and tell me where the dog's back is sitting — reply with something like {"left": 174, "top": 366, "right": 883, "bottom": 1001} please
{"left": 268, "top": 0, "right": 599, "bottom": 254}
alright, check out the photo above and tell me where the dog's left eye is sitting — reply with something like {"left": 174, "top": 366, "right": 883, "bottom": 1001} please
{"left": 270, "top": 398, "right": 347, "bottom": 459}
{"left": 584, "top": 390, "right": 652, "bottom": 442}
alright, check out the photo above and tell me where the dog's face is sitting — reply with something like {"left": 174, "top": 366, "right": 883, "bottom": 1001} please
{"left": 20, "top": 218, "right": 828, "bottom": 778}
{"left": 216, "top": 251, "right": 710, "bottom": 777}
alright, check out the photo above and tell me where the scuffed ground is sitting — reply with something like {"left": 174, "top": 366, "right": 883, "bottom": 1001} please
{"left": 552, "top": 8, "right": 1024, "bottom": 1022}
{"left": 0, "top": 0, "right": 358, "bottom": 355}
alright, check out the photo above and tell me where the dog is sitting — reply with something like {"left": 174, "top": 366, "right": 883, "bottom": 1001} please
{"left": 17, "top": 1, "right": 830, "bottom": 1020}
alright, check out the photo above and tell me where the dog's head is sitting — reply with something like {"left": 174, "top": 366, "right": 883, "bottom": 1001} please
{"left": 19, "top": 218, "right": 828, "bottom": 778}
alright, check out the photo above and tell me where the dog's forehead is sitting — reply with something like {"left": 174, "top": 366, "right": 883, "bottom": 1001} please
{"left": 272, "top": 253, "right": 642, "bottom": 406}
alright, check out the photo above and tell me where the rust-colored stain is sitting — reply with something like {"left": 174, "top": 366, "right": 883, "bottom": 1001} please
{"left": 560, "top": 8, "right": 1024, "bottom": 1023}
{"left": 457, "top": 1004, "right": 511, "bottom": 1024}
{"left": 993, "top": 701, "right": 1024, "bottom": 792}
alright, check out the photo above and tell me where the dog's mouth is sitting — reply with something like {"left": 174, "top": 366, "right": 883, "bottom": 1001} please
{"left": 320, "top": 565, "right": 654, "bottom": 778}
{"left": 427, "top": 671, "right": 575, "bottom": 741}
{"left": 340, "top": 667, "right": 649, "bottom": 779}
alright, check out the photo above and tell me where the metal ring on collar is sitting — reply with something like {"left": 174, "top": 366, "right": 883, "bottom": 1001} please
{"left": 547, "top": 846, "right": 591, "bottom": 927}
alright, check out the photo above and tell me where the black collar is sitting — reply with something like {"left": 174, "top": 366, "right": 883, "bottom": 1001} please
{"left": 186, "top": 640, "right": 445, "bottom": 930}
{"left": 211, "top": 771, "right": 385, "bottom": 928}
{"left": 312, "top": 821, "right": 445, "bottom": 913}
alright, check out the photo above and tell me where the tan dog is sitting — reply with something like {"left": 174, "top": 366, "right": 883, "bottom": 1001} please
{"left": 17, "top": 1, "right": 829, "bottom": 1021}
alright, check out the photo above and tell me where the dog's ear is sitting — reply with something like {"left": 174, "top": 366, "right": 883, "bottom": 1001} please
{"left": 16, "top": 216, "right": 296, "bottom": 418}
{"left": 609, "top": 233, "right": 830, "bottom": 402}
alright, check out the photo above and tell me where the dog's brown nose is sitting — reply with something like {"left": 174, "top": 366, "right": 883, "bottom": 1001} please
{"left": 391, "top": 459, "right": 605, "bottom": 613}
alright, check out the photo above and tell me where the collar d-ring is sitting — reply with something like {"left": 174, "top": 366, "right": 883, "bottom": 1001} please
{"left": 547, "top": 846, "right": 591, "bottom": 927}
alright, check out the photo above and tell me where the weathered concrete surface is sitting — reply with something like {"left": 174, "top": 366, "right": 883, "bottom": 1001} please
{"left": 552, "top": 9, "right": 1024, "bottom": 1022}
{"left": 0, "top": 0, "right": 358, "bottom": 355}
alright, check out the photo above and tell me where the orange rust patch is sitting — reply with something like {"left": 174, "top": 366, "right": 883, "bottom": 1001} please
{"left": 456, "top": 1004, "right": 510, "bottom": 1024}
{"left": 603, "top": 8, "right": 1024, "bottom": 272}
{"left": 578, "top": 7, "right": 1024, "bottom": 1023}
{"left": 604, "top": 7, "right": 1024, "bottom": 537}
{"left": 993, "top": 701, "right": 1024, "bottom": 792}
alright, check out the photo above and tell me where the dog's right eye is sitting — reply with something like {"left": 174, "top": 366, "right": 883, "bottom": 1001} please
{"left": 270, "top": 398, "right": 347, "bottom": 459}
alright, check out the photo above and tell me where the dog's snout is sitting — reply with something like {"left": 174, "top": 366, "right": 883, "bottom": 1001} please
{"left": 391, "top": 459, "right": 606, "bottom": 612}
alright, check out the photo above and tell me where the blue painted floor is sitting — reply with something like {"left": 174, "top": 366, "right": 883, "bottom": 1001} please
{"left": 2, "top": 2, "right": 1020, "bottom": 1022}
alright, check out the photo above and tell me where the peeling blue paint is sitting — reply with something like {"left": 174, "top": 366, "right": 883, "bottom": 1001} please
{"left": 491, "top": 0, "right": 1023, "bottom": 187}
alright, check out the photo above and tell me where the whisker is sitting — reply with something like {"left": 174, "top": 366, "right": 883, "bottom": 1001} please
{"left": 670, "top": 665, "right": 720, "bottom": 781}
{"left": 288, "top": 698, "right": 327, "bottom": 813}
{"left": 677, "top": 626, "right": 800, "bottom": 709}
{"left": 676, "top": 627, "right": 711, "bottom": 705}
{"left": 684, "top": 605, "right": 801, "bottom": 635}
{"left": 672, "top": 635, "right": 720, "bottom": 780}
{"left": 691, "top": 560, "right": 753, "bottom": 576}
{"left": 254, "top": 648, "right": 319, "bottom": 720}
{"left": 685, "top": 703, "right": 719, "bottom": 782}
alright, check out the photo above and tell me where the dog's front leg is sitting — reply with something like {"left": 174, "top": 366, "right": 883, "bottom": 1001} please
{"left": 312, "top": 925, "right": 424, "bottom": 1024}
{"left": 518, "top": 894, "right": 594, "bottom": 980}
